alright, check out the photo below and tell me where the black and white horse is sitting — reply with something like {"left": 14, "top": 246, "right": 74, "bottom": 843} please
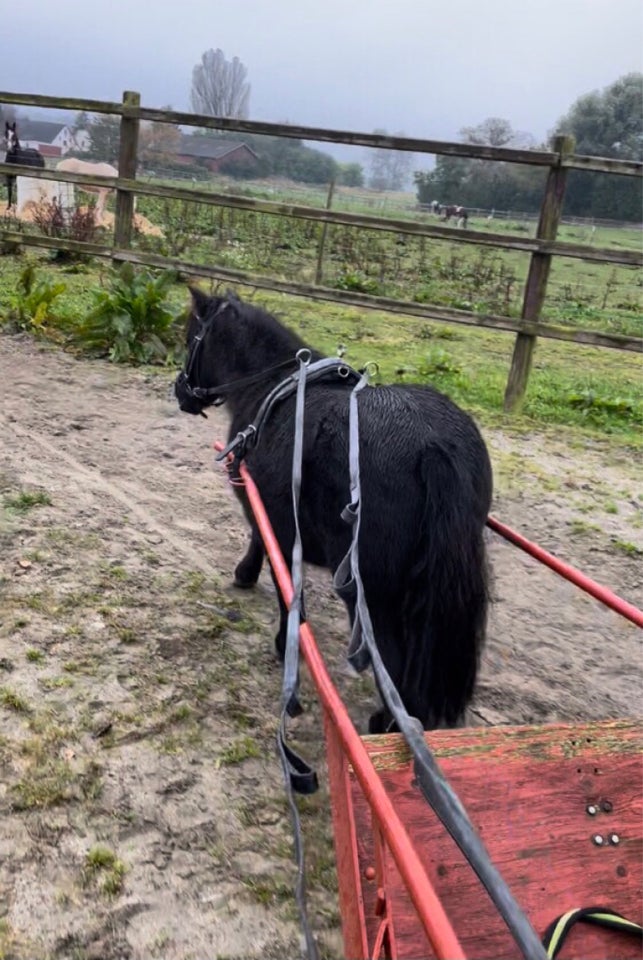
{"left": 175, "top": 290, "right": 492, "bottom": 732}
{"left": 3, "top": 122, "right": 45, "bottom": 210}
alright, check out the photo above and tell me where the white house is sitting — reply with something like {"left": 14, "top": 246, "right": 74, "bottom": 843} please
{"left": 16, "top": 120, "right": 90, "bottom": 157}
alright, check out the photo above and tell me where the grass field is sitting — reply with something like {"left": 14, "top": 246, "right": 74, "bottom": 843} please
{"left": 127, "top": 184, "right": 642, "bottom": 340}
{"left": 0, "top": 176, "right": 640, "bottom": 442}
{"left": 0, "top": 244, "right": 641, "bottom": 445}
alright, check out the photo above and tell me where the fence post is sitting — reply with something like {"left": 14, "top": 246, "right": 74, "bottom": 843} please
{"left": 315, "top": 177, "right": 336, "bottom": 285}
{"left": 113, "top": 90, "right": 140, "bottom": 251}
{"left": 503, "top": 135, "right": 575, "bottom": 412}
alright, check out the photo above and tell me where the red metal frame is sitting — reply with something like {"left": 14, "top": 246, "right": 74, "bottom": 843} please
{"left": 215, "top": 443, "right": 465, "bottom": 959}
{"left": 487, "top": 515, "right": 643, "bottom": 627}
{"left": 215, "top": 443, "right": 643, "bottom": 959}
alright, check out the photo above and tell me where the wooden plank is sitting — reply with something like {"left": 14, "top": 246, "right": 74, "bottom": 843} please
{"left": 504, "top": 135, "right": 574, "bottom": 412}
{"left": 348, "top": 720, "right": 642, "bottom": 959}
{"left": 315, "top": 178, "right": 336, "bottom": 284}
{"left": 1, "top": 230, "right": 641, "bottom": 353}
{"left": 1, "top": 166, "right": 640, "bottom": 267}
{"left": 113, "top": 91, "right": 140, "bottom": 249}
{"left": 562, "top": 155, "right": 643, "bottom": 177}
{"left": 2, "top": 91, "right": 642, "bottom": 176}
{"left": 0, "top": 163, "right": 118, "bottom": 191}
{"left": 0, "top": 89, "right": 554, "bottom": 165}
{"left": 0, "top": 90, "right": 123, "bottom": 115}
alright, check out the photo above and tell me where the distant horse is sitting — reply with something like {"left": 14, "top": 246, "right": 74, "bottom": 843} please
{"left": 55, "top": 157, "right": 119, "bottom": 224}
{"left": 3, "top": 122, "right": 45, "bottom": 209}
{"left": 440, "top": 204, "right": 468, "bottom": 227}
{"left": 175, "top": 290, "right": 492, "bottom": 732}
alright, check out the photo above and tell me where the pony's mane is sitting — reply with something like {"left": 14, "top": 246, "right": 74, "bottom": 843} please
{"left": 196, "top": 292, "right": 320, "bottom": 362}
{"left": 231, "top": 298, "right": 311, "bottom": 353}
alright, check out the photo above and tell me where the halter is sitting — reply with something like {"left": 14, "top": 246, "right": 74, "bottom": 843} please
{"left": 176, "top": 300, "right": 300, "bottom": 412}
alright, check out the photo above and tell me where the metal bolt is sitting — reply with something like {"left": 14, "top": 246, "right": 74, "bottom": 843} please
{"left": 592, "top": 834, "right": 605, "bottom": 846}
{"left": 601, "top": 800, "right": 613, "bottom": 813}
{"left": 586, "top": 804, "right": 598, "bottom": 816}
{"left": 609, "top": 834, "right": 620, "bottom": 845}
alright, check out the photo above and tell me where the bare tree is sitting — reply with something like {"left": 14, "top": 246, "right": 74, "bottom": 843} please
{"left": 367, "top": 129, "right": 413, "bottom": 191}
{"left": 190, "top": 49, "right": 251, "bottom": 119}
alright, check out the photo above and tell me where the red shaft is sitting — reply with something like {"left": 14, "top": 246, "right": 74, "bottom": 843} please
{"left": 215, "top": 442, "right": 466, "bottom": 960}
{"left": 487, "top": 515, "right": 643, "bottom": 628}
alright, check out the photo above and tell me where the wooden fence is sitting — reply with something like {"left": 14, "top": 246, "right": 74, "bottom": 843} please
{"left": 1, "top": 89, "right": 641, "bottom": 410}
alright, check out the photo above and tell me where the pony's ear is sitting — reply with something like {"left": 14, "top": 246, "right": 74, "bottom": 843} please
{"left": 188, "top": 285, "right": 211, "bottom": 319}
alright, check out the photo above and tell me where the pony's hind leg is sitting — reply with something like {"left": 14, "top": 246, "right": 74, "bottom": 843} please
{"left": 234, "top": 527, "right": 265, "bottom": 588}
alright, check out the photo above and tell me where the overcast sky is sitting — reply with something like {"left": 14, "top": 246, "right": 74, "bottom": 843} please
{"left": 3, "top": 0, "right": 642, "bottom": 155}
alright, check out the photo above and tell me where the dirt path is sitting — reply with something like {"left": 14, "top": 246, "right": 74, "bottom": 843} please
{"left": 1, "top": 334, "right": 641, "bottom": 960}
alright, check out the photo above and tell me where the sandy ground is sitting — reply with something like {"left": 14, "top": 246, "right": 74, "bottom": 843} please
{"left": 0, "top": 333, "right": 641, "bottom": 960}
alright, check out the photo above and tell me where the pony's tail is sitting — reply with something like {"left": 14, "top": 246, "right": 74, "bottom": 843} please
{"left": 401, "top": 444, "right": 489, "bottom": 728}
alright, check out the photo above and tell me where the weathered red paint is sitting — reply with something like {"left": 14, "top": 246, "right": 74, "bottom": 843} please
{"left": 349, "top": 720, "right": 642, "bottom": 959}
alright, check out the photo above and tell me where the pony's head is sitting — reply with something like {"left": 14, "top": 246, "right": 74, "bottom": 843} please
{"left": 4, "top": 122, "right": 18, "bottom": 152}
{"left": 174, "top": 287, "right": 234, "bottom": 415}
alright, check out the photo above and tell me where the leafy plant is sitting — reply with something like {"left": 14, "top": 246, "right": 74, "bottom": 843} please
{"left": 567, "top": 389, "right": 640, "bottom": 422}
{"left": 334, "top": 270, "right": 382, "bottom": 295}
{"left": 5, "top": 265, "right": 66, "bottom": 331}
{"left": 418, "top": 347, "right": 462, "bottom": 377}
{"left": 66, "top": 264, "right": 181, "bottom": 364}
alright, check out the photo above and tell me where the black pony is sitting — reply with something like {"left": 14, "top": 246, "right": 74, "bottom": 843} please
{"left": 4, "top": 122, "right": 45, "bottom": 209}
{"left": 175, "top": 290, "right": 492, "bottom": 732}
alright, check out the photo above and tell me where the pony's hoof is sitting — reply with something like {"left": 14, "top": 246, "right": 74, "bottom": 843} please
{"left": 233, "top": 561, "right": 259, "bottom": 589}
{"left": 232, "top": 576, "right": 256, "bottom": 590}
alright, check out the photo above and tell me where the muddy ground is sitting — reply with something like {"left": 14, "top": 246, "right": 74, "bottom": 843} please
{"left": 0, "top": 333, "right": 641, "bottom": 960}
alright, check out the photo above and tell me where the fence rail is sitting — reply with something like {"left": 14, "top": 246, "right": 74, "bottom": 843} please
{"left": 1, "top": 89, "right": 642, "bottom": 409}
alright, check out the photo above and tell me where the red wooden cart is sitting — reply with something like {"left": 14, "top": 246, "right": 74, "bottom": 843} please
{"left": 218, "top": 445, "right": 642, "bottom": 960}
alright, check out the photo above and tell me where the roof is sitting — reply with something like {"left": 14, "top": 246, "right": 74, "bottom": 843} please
{"left": 174, "top": 135, "right": 258, "bottom": 160}
{"left": 15, "top": 120, "right": 66, "bottom": 143}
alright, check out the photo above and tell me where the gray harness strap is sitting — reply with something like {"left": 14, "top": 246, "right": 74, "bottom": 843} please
{"left": 333, "top": 375, "right": 547, "bottom": 960}
{"left": 216, "top": 355, "right": 358, "bottom": 466}
{"left": 220, "top": 351, "right": 546, "bottom": 960}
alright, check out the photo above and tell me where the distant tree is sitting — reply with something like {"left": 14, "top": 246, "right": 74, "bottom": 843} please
{"left": 553, "top": 73, "right": 643, "bottom": 219}
{"left": 460, "top": 117, "right": 535, "bottom": 149}
{"left": 86, "top": 115, "right": 120, "bottom": 163}
{"left": 73, "top": 111, "right": 91, "bottom": 132}
{"left": 337, "top": 162, "right": 364, "bottom": 187}
{"left": 553, "top": 73, "right": 643, "bottom": 159}
{"left": 413, "top": 117, "right": 546, "bottom": 212}
{"left": 139, "top": 108, "right": 181, "bottom": 164}
{"left": 367, "top": 130, "right": 413, "bottom": 191}
{"left": 191, "top": 48, "right": 251, "bottom": 119}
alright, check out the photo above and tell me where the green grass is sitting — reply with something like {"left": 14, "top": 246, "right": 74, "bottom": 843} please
{"left": 217, "top": 736, "right": 262, "bottom": 767}
{"left": 84, "top": 845, "right": 126, "bottom": 897}
{"left": 3, "top": 489, "right": 52, "bottom": 514}
{"left": 610, "top": 539, "right": 642, "bottom": 556}
{"left": 0, "top": 242, "right": 640, "bottom": 442}
{"left": 0, "top": 687, "right": 31, "bottom": 712}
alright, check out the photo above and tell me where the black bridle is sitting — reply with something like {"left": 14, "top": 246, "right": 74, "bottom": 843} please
{"left": 176, "top": 301, "right": 302, "bottom": 413}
